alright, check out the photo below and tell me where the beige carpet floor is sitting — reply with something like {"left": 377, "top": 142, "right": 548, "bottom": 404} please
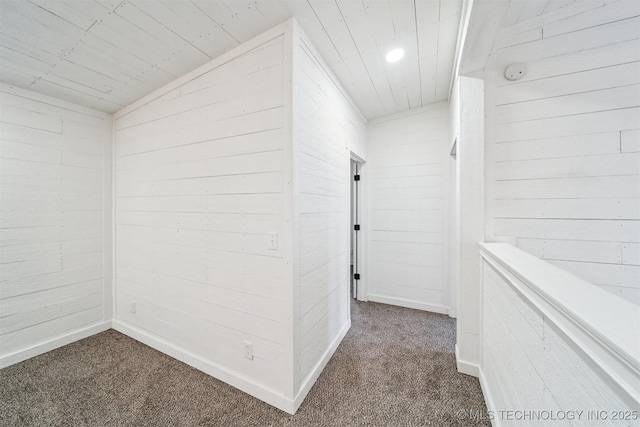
{"left": 0, "top": 299, "right": 489, "bottom": 426}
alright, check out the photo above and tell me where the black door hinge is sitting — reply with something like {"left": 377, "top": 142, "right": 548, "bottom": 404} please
{"left": 354, "top": 224, "right": 360, "bottom": 231}
{"left": 354, "top": 174, "right": 360, "bottom": 181}
{"left": 354, "top": 273, "right": 360, "bottom": 280}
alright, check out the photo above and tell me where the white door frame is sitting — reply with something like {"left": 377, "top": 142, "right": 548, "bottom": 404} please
{"left": 350, "top": 152, "right": 367, "bottom": 301}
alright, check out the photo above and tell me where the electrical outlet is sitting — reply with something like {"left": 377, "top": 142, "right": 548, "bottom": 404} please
{"left": 130, "top": 301, "right": 136, "bottom": 314}
{"left": 243, "top": 341, "right": 253, "bottom": 360}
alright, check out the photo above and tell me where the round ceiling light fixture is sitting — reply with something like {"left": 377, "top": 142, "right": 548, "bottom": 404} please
{"left": 385, "top": 48, "right": 405, "bottom": 63}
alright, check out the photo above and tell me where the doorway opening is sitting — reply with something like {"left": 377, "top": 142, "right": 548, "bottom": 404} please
{"left": 350, "top": 158, "right": 363, "bottom": 300}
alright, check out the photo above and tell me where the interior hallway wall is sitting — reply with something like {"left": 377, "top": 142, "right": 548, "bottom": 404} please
{"left": 365, "top": 103, "right": 450, "bottom": 314}
{"left": 112, "top": 25, "right": 294, "bottom": 410}
{"left": 484, "top": 0, "right": 640, "bottom": 304}
{"left": 292, "top": 22, "right": 367, "bottom": 404}
{"left": 0, "top": 84, "right": 112, "bottom": 367}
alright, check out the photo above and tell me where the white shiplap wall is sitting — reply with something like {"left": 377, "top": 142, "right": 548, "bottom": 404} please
{"left": 113, "top": 25, "right": 294, "bottom": 411}
{"left": 0, "top": 84, "right": 112, "bottom": 367}
{"left": 481, "top": 252, "right": 638, "bottom": 426}
{"left": 292, "top": 23, "right": 367, "bottom": 404}
{"left": 366, "top": 103, "right": 450, "bottom": 313}
{"left": 486, "top": 0, "right": 640, "bottom": 304}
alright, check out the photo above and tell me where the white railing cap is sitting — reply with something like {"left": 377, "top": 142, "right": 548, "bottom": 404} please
{"left": 479, "top": 242, "right": 640, "bottom": 387}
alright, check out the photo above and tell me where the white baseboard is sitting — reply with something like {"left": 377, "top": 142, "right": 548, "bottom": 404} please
{"left": 293, "top": 319, "right": 351, "bottom": 412}
{"left": 0, "top": 321, "right": 112, "bottom": 369}
{"left": 455, "top": 344, "right": 480, "bottom": 377}
{"left": 112, "top": 320, "right": 296, "bottom": 414}
{"left": 368, "top": 294, "right": 449, "bottom": 315}
{"left": 479, "top": 367, "right": 500, "bottom": 427}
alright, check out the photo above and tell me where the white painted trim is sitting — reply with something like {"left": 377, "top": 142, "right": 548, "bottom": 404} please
{"left": 292, "top": 319, "right": 351, "bottom": 413}
{"left": 368, "top": 294, "right": 449, "bottom": 315}
{"left": 112, "top": 320, "right": 296, "bottom": 414}
{"left": 455, "top": 344, "right": 480, "bottom": 377}
{"left": 113, "top": 23, "right": 287, "bottom": 119}
{"left": 0, "top": 321, "right": 112, "bottom": 369}
{"left": 449, "top": 0, "right": 472, "bottom": 100}
{"left": 478, "top": 367, "right": 500, "bottom": 427}
{"left": 479, "top": 242, "right": 640, "bottom": 406}
{"left": 111, "top": 116, "right": 117, "bottom": 321}
{"left": 102, "top": 114, "right": 114, "bottom": 322}
{"left": 282, "top": 16, "right": 297, "bottom": 402}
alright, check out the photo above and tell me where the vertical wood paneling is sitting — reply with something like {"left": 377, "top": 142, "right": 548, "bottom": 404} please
{"left": 367, "top": 103, "right": 450, "bottom": 313}
{"left": 487, "top": 1, "right": 640, "bottom": 304}
{"left": 0, "top": 84, "right": 111, "bottom": 365}
{"left": 114, "top": 33, "right": 290, "bottom": 397}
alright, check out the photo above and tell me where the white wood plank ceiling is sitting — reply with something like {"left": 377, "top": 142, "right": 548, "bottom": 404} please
{"left": 0, "top": 0, "right": 462, "bottom": 119}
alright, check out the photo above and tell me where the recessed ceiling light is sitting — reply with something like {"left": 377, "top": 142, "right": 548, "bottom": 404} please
{"left": 385, "top": 48, "right": 405, "bottom": 63}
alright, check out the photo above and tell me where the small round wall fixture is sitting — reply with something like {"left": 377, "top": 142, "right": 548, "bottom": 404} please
{"left": 386, "top": 48, "right": 405, "bottom": 63}
{"left": 504, "top": 63, "right": 526, "bottom": 81}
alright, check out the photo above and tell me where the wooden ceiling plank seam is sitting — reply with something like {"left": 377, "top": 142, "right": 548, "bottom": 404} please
{"left": 126, "top": 0, "right": 213, "bottom": 59}
{"left": 189, "top": 0, "right": 241, "bottom": 44}
{"left": 0, "top": 0, "right": 90, "bottom": 84}
{"left": 403, "top": 56, "right": 423, "bottom": 110}
{"left": 440, "top": 0, "right": 463, "bottom": 20}
{"left": 361, "top": 0, "right": 395, "bottom": 50}
{"left": 432, "top": 0, "right": 442, "bottom": 101}
{"left": 87, "top": 21, "right": 178, "bottom": 78}
{"left": 23, "top": 0, "right": 93, "bottom": 32}
{"left": 101, "top": 4, "right": 193, "bottom": 62}
{"left": 332, "top": 0, "right": 388, "bottom": 117}
{"left": 37, "top": 72, "right": 114, "bottom": 98}
{"left": 542, "top": 0, "right": 577, "bottom": 15}
{"left": 307, "top": 1, "right": 359, "bottom": 60}
{"left": 70, "top": 38, "right": 175, "bottom": 91}
{"left": 92, "top": 0, "right": 126, "bottom": 13}
{"left": 66, "top": 43, "right": 153, "bottom": 87}
{"left": 111, "top": 1, "right": 214, "bottom": 80}
{"left": 413, "top": 0, "right": 424, "bottom": 107}
{"left": 77, "top": 28, "right": 180, "bottom": 83}
{"left": 517, "top": 0, "right": 552, "bottom": 25}
{"left": 252, "top": 1, "right": 292, "bottom": 27}
{"left": 0, "top": 46, "right": 55, "bottom": 85}
{"left": 113, "top": 1, "right": 206, "bottom": 53}
{"left": 27, "top": 0, "right": 99, "bottom": 32}
{"left": 293, "top": 0, "right": 362, "bottom": 102}
{"left": 25, "top": 1, "right": 182, "bottom": 85}
{"left": 33, "top": 60, "right": 116, "bottom": 95}
{"left": 420, "top": 56, "right": 437, "bottom": 106}
{"left": 378, "top": 2, "right": 409, "bottom": 110}
{"left": 221, "top": 0, "right": 273, "bottom": 39}
{"left": 283, "top": 0, "right": 349, "bottom": 68}
{"left": 336, "top": 1, "right": 375, "bottom": 56}
{"left": 501, "top": 0, "right": 528, "bottom": 30}
{"left": 0, "top": 31, "right": 64, "bottom": 69}
{"left": 336, "top": 0, "right": 392, "bottom": 113}
{"left": 387, "top": 0, "right": 421, "bottom": 111}
{"left": 414, "top": 0, "right": 440, "bottom": 107}
{"left": 163, "top": 0, "right": 242, "bottom": 52}
{"left": 192, "top": 0, "right": 259, "bottom": 44}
